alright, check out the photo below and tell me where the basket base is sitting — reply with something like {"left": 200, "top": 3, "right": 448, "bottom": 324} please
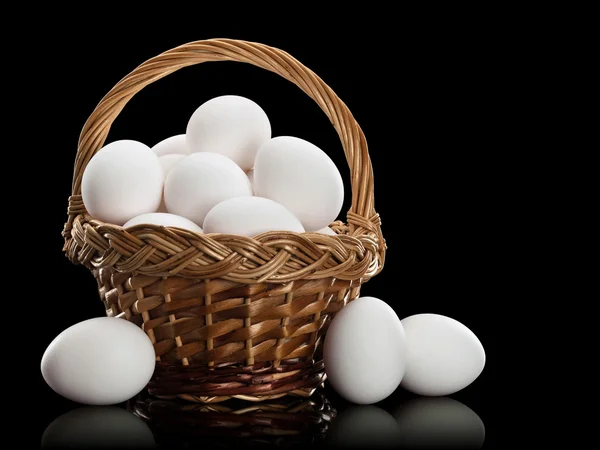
{"left": 147, "top": 359, "right": 326, "bottom": 403}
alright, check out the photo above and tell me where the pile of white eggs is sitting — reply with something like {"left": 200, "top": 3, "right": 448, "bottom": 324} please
{"left": 81, "top": 95, "right": 344, "bottom": 237}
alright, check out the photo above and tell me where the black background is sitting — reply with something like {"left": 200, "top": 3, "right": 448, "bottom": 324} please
{"left": 25, "top": 15, "right": 508, "bottom": 449}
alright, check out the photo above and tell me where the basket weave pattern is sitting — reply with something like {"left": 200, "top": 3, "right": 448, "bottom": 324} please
{"left": 62, "top": 39, "right": 385, "bottom": 403}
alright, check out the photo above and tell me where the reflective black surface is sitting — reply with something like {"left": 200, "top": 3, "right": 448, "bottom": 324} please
{"left": 39, "top": 382, "right": 495, "bottom": 449}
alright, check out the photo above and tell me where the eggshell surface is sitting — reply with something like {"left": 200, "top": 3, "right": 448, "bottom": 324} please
{"left": 123, "top": 212, "right": 202, "bottom": 233}
{"left": 400, "top": 313, "right": 485, "bottom": 396}
{"left": 186, "top": 95, "right": 271, "bottom": 170}
{"left": 151, "top": 134, "right": 189, "bottom": 156}
{"left": 81, "top": 140, "right": 163, "bottom": 225}
{"left": 323, "top": 296, "right": 407, "bottom": 404}
{"left": 316, "top": 226, "right": 337, "bottom": 235}
{"left": 41, "top": 317, "right": 156, "bottom": 405}
{"left": 156, "top": 154, "right": 186, "bottom": 212}
{"left": 203, "top": 196, "right": 304, "bottom": 236}
{"left": 158, "top": 154, "right": 186, "bottom": 176}
{"left": 254, "top": 136, "right": 344, "bottom": 231}
{"left": 164, "top": 152, "right": 253, "bottom": 226}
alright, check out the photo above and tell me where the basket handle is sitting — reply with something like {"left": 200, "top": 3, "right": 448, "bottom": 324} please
{"left": 64, "top": 39, "right": 383, "bottom": 251}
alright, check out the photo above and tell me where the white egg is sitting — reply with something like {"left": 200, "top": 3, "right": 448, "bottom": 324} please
{"left": 41, "top": 407, "right": 156, "bottom": 449}
{"left": 394, "top": 397, "right": 486, "bottom": 449}
{"left": 152, "top": 134, "right": 189, "bottom": 156}
{"left": 186, "top": 95, "right": 271, "bottom": 170}
{"left": 164, "top": 152, "right": 253, "bottom": 225}
{"left": 123, "top": 212, "right": 203, "bottom": 233}
{"left": 400, "top": 313, "right": 485, "bottom": 396}
{"left": 156, "top": 154, "right": 186, "bottom": 212}
{"left": 254, "top": 136, "right": 344, "bottom": 231}
{"left": 203, "top": 196, "right": 304, "bottom": 237}
{"left": 323, "top": 296, "right": 407, "bottom": 404}
{"left": 81, "top": 140, "right": 163, "bottom": 225}
{"left": 41, "top": 317, "right": 156, "bottom": 405}
{"left": 316, "top": 226, "right": 337, "bottom": 235}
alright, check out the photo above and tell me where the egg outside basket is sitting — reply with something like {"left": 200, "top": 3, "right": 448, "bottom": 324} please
{"left": 61, "top": 39, "right": 386, "bottom": 403}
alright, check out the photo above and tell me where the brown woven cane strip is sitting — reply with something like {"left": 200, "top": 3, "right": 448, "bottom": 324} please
{"left": 244, "top": 296, "right": 254, "bottom": 366}
{"left": 205, "top": 279, "right": 214, "bottom": 367}
{"left": 273, "top": 290, "right": 294, "bottom": 369}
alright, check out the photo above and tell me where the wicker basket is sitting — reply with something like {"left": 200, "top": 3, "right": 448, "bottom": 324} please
{"left": 61, "top": 38, "right": 385, "bottom": 403}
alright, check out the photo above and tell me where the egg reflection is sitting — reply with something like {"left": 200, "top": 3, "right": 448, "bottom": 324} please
{"left": 393, "top": 397, "right": 485, "bottom": 449}
{"left": 41, "top": 406, "right": 156, "bottom": 449}
{"left": 327, "top": 405, "right": 403, "bottom": 448}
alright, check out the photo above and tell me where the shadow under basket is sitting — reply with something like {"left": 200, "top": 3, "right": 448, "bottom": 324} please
{"left": 62, "top": 39, "right": 386, "bottom": 403}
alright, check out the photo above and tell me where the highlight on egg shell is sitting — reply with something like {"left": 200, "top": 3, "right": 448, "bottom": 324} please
{"left": 151, "top": 134, "right": 189, "bottom": 156}
{"left": 186, "top": 95, "right": 271, "bottom": 171}
{"left": 41, "top": 317, "right": 156, "bottom": 406}
{"left": 164, "top": 152, "right": 253, "bottom": 226}
{"left": 400, "top": 313, "right": 486, "bottom": 396}
{"left": 123, "top": 212, "right": 203, "bottom": 233}
{"left": 81, "top": 140, "right": 164, "bottom": 225}
{"left": 323, "top": 296, "right": 407, "bottom": 405}
{"left": 203, "top": 196, "right": 304, "bottom": 237}
{"left": 254, "top": 136, "right": 344, "bottom": 232}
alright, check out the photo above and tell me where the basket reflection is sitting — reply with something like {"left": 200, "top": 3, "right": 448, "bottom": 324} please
{"left": 128, "top": 390, "right": 336, "bottom": 447}
{"left": 41, "top": 391, "right": 486, "bottom": 449}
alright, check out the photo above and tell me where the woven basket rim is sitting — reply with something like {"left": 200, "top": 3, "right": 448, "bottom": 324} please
{"left": 62, "top": 38, "right": 386, "bottom": 283}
